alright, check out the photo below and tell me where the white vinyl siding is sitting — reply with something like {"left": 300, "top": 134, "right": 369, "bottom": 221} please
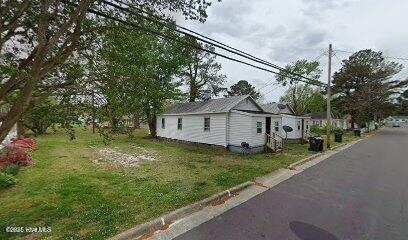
{"left": 232, "top": 99, "right": 261, "bottom": 111}
{"left": 156, "top": 113, "right": 227, "bottom": 146}
{"left": 251, "top": 116, "right": 266, "bottom": 146}
{"left": 228, "top": 112, "right": 253, "bottom": 146}
{"left": 281, "top": 115, "right": 309, "bottom": 139}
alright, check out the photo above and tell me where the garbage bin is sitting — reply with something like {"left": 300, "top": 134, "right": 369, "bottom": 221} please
{"left": 354, "top": 129, "right": 361, "bottom": 137}
{"left": 308, "top": 137, "right": 324, "bottom": 152}
{"left": 315, "top": 137, "right": 324, "bottom": 151}
{"left": 334, "top": 133, "right": 343, "bottom": 142}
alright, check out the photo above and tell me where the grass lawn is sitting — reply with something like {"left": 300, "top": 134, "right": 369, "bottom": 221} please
{"left": 0, "top": 127, "right": 351, "bottom": 239}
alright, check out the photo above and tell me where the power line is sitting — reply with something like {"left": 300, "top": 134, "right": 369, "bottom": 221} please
{"left": 100, "top": 0, "right": 324, "bottom": 86}
{"left": 335, "top": 49, "right": 408, "bottom": 62}
{"left": 312, "top": 50, "right": 327, "bottom": 62}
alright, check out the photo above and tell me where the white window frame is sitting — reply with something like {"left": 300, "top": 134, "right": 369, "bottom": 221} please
{"left": 204, "top": 117, "right": 210, "bottom": 131}
{"left": 161, "top": 118, "right": 165, "bottom": 129}
{"left": 256, "top": 122, "right": 262, "bottom": 134}
{"left": 177, "top": 118, "right": 182, "bottom": 130}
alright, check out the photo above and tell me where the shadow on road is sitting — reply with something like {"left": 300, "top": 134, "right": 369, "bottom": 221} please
{"left": 289, "top": 221, "right": 339, "bottom": 240}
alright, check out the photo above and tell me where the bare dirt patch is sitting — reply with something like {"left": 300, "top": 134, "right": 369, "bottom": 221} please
{"left": 92, "top": 147, "right": 156, "bottom": 167}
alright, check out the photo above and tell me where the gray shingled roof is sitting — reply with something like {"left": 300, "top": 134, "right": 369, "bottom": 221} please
{"left": 305, "top": 111, "right": 338, "bottom": 119}
{"left": 162, "top": 95, "right": 250, "bottom": 115}
{"left": 260, "top": 103, "right": 293, "bottom": 115}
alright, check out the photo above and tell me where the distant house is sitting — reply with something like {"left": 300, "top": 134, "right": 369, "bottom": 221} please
{"left": 260, "top": 103, "right": 311, "bottom": 141}
{"left": 305, "top": 111, "right": 348, "bottom": 130}
{"left": 157, "top": 96, "right": 311, "bottom": 153}
{"left": 385, "top": 116, "right": 408, "bottom": 126}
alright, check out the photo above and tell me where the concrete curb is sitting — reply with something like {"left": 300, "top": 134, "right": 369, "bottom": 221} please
{"left": 110, "top": 182, "right": 253, "bottom": 240}
{"left": 112, "top": 134, "right": 374, "bottom": 239}
{"left": 287, "top": 137, "right": 364, "bottom": 170}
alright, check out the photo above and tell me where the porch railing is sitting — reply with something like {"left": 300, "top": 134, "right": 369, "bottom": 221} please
{"left": 265, "top": 133, "right": 283, "bottom": 152}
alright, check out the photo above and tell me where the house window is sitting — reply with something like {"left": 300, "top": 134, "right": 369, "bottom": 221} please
{"left": 161, "top": 118, "right": 165, "bottom": 129}
{"left": 178, "top": 118, "right": 182, "bottom": 130}
{"left": 204, "top": 117, "right": 210, "bottom": 131}
{"left": 257, "top": 122, "right": 262, "bottom": 133}
{"left": 274, "top": 121, "right": 279, "bottom": 132}
{"left": 297, "top": 121, "right": 301, "bottom": 130}
{"left": 306, "top": 121, "right": 309, "bottom": 130}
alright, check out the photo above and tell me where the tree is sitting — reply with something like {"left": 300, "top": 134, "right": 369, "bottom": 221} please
{"left": 179, "top": 40, "right": 226, "bottom": 102}
{"left": 226, "top": 80, "right": 261, "bottom": 100}
{"left": 332, "top": 49, "right": 406, "bottom": 126}
{"left": 0, "top": 0, "right": 217, "bottom": 143}
{"left": 279, "top": 85, "right": 314, "bottom": 115}
{"left": 394, "top": 89, "right": 408, "bottom": 115}
{"left": 307, "top": 90, "right": 326, "bottom": 113}
{"left": 24, "top": 98, "right": 59, "bottom": 135}
{"left": 276, "top": 60, "right": 322, "bottom": 115}
{"left": 95, "top": 21, "right": 187, "bottom": 137}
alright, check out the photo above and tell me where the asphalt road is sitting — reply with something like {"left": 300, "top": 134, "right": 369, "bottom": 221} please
{"left": 175, "top": 128, "right": 408, "bottom": 240}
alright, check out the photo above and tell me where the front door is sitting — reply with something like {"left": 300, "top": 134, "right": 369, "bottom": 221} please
{"left": 266, "top": 117, "right": 271, "bottom": 135}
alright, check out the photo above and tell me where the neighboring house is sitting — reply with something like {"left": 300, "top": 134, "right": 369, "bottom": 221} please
{"left": 260, "top": 103, "right": 311, "bottom": 141}
{"left": 385, "top": 116, "right": 408, "bottom": 127}
{"left": 305, "top": 111, "right": 347, "bottom": 130}
{"left": 156, "top": 95, "right": 283, "bottom": 153}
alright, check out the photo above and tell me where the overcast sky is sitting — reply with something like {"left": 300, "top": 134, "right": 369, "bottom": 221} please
{"left": 176, "top": 0, "right": 408, "bottom": 103}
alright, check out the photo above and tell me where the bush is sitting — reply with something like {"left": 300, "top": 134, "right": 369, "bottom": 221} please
{"left": 12, "top": 138, "right": 36, "bottom": 150}
{"left": 1, "top": 164, "right": 20, "bottom": 176}
{"left": 0, "top": 172, "right": 17, "bottom": 189}
{"left": 0, "top": 145, "right": 31, "bottom": 166}
{"left": 333, "top": 127, "right": 344, "bottom": 135}
{"left": 310, "top": 125, "right": 326, "bottom": 136}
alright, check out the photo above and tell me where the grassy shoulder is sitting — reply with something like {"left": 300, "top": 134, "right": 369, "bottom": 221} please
{"left": 1, "top": 127, "right": 316, "bottom": 239}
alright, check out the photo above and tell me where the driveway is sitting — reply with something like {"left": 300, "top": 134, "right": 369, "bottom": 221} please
{"left": 174, "top": 128, "right": 408, "bottom": 240}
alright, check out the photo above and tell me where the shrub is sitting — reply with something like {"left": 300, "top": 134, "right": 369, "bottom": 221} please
{"left": 0, "top": 145, "right": 31, "bottom": 166}
{"left": 333, "top": 127, "right": 343, "bottom": 135}
{"left": 310, "top": 125, "right": 326, "bottom": 136}
{"left": 12, "top": 138, "right": 36, "bottom": 150}
{"left": 1, "top": 164, "right": 20, "bottom": 176}
{"left": 0, "top": 172, "right": 17, "bottom": 189}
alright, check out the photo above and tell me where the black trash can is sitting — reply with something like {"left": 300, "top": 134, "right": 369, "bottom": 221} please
{"left": 308, "top": 137, "right": 324, "bottom": 152}
{"left": 315, "top": 137, "right": 324, "bottom": 151}
{"left": 354, "top": 129, "right": 361, "bottom": 137}
{"left": 334, "top": 133, "right": 343, "bottom": 142}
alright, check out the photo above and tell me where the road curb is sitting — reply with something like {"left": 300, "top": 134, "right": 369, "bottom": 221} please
{"left": 110, "top": 181, "right": 253, "bottom": 240}
{"left": 112, "top": 134, "right": 373, "bottom": 239}
{"left": 288, "top": 137, "right": 364, "bottom": 170}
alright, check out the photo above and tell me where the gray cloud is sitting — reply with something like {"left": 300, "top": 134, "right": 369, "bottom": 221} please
{"left": 182, "top": 0, "right": 408, "bottom": 102}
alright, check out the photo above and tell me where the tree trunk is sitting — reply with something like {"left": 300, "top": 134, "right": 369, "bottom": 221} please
{"left": 17, "top": 119, "right": 26, "bottom": 137}
{"left": 133, "top": 115, "right": 140, "bottom": 130}
{"left": 148, "top": 115, "right": 157, "bottom": 138}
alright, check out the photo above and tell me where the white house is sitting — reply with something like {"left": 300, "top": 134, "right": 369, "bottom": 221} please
{"left": 260, "top": 103, "right": 311, "bottom": 141}
{"left": 157, "top": 95, "right": 286, "bottom": 153}
{"left": 157, "top": 96, "right": 310, "bottom": 153}
{"left": 385, "top": 116, "right": 408, "bottom": 127}
{"left": 305, "top": 111, "right": 348, "bottom": 130}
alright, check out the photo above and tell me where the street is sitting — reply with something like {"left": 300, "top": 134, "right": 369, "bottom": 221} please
{"left": 175, "top": 128, "right": 408, "bottom": 240}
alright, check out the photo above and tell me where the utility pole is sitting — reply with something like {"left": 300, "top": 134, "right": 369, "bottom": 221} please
{"left": 326, "top": 44, "right": 332, "bottom": 149}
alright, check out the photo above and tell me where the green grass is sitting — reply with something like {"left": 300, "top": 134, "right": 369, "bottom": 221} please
{"left": 0, "top": 127, "right": 318, "bottom": 239}
{"left": 320, "top": 132, "right": 359, "bottom": 150}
